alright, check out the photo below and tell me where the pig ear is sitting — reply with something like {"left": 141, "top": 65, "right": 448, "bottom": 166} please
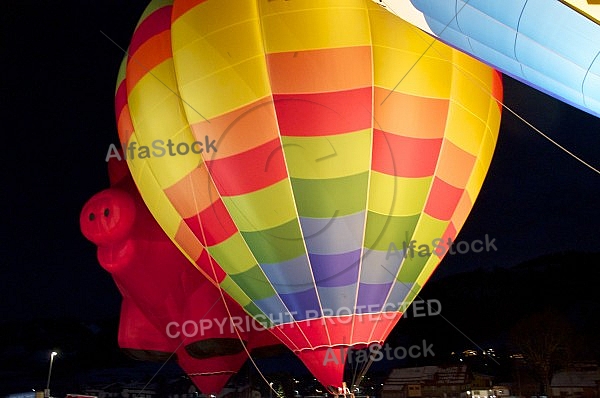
{"left": 108, "top": 148, "right": 130, "bottom": 186}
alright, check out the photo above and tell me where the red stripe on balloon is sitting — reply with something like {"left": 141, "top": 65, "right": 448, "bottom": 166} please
{"left": 184, "top": 199, "right": 237, "bottom": 247}
{"left": 436, "top": 222, "right": 458, "bottom": 259}
{"left": 351, "top": 312, "right": 402, "bottom": 343}
{"left": 115, "top": 80, "right": 127, "bottom": 121}
{"left": 372, "top": 129, "right": 443, "bottom": 177}
{"left": 194, "top": 249, "right": 226, "bottom": 283}
{"left": 274, "top": 87, "right": 372, "bottom": 136}
{"left": 205, "top": 138, "right": 287, "bottom": 196}
{"left": 129, "top": 5, "right": 172, "bottom": 57}
{"left": 269, "top": 313, "right": 401, "bottom": 350}
{"left": 492, "top": 70, "right": 504, "bottom": 112}
{"left": 424, "top": 177, "right": 464, "bottom": 221}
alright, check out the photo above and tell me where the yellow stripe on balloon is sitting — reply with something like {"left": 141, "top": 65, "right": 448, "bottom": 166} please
{"left": 465, "top": 131, "right": 497, "bottom": 199}
{"left": 369, "top": 4, "right": 452, "bottom": 98}
{"left": 128, "top": 61, "right": 201, "bottom": 187}
{"left": 281, "top": 130, "right": 372, "bottom": 180}
{"left": 129, "top": 161, "right": 183, "bottom": 239}
{"left": 209, "top": 233, "right": 257, "bottom": 274}
{"left": 180, "top": 57, "right": 271, "bottom": 122}
{"left": 172, "top": 2, "right": 271, "bottom": 122}
{"left": 373, "top": 46, "right": 453, "bottom": 98}
{"left": 465, "top": 159, "right": 488, "bottom": 205}
{"left": 171, "top": 1, "right": 258, "bottom": 43}
{"left": 222, "top": 180, "right": 297, "bottom": 232}
{"left": 368, "top": 172, "right": 433, "bottom": 217}
{"left": 406, "top": 213, "right": 449, "bottom": 248}
{"left": 260, "top": 1, "right": 371, "bottom": 53}
{"left": 450, "top": 192, "right": 475, "bottom": 233}
{"left": 449, "top": 74, "right": 496, "bottom": 137}
{"left": 443, "top": 103, "right": 488, "bottom": 155}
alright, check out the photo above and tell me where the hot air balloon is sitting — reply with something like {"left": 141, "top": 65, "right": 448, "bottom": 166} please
{"left": 383, "top": 0, "right": 600, "bottom": 118}
{"left": 114, "top": 0, "right": 502, "bottom": 390}
{"left": 80, "top": 156, "right": 282, "bottom": 394}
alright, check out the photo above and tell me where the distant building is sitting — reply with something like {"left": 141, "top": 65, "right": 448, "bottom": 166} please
{"left": 551, "top": 364, "right": 600, "bottom": 398}
{"left": 382, "top": 365, "right": 494, "bottom": 398}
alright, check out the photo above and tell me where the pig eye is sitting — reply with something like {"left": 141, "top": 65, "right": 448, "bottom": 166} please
{"left": 104, "top": 208, "right": 110, "bottom": 217}
{"left": 89, "top": 213, "right": 95, "bottom": 221}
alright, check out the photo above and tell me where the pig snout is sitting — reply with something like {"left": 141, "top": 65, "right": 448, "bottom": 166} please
{"left": 80, "top": 188, "right": 136, "bottom": 247}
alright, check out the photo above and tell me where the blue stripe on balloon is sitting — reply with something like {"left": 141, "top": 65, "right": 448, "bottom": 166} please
{"left": 358, "top": 248, "right": 402, "bottom": 285}
{"left": 310, "top": 250, "right": 361, "bottom": 287}
{"left": 356, "top": 282, "right": 393, "bottom": 312}
{"left": 385, "top": 282, "right": 415, "bottom": 312}
{"left": 278, "top": 289, "right": 322, "bottom": 321}
{"left": 317, "top": 284, "right": 358, "bottom": 316}
{"left": 261, "top": 255, "right": 314, "bottom": 294}
{"left": 252, "top": 295, "right": 297, "bottom": 325}
{"left": 300, "top": 212, "right": 365, "bottom": 255}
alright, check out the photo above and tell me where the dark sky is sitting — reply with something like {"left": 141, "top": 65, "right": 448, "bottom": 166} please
{"left": 2, "top": 1, "right": 599, "bottom": 323}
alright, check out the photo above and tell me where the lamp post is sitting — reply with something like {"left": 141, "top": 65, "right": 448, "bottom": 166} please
{"left": 44, "top": 351, "right": 58, "bottom": 398}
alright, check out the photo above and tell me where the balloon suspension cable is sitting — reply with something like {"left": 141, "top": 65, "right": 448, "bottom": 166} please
{"left": 210, "top": 271, "right": 282, "bottom": 398}
{"left": 500, "top": 103, "right": 600, "bottom": 175}
{"left": 348, "top": 346, "right": 377, "bottom": 395}
{"left": 191, "top": 185, "right": 283, "bottom": 398}
{"left": 132, "top": 300, "right": 221, "bottom": 398}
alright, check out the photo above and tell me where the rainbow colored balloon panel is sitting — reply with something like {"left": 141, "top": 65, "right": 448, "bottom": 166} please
{"left": 114, "top": 0, "right": 502, "bottom": 388}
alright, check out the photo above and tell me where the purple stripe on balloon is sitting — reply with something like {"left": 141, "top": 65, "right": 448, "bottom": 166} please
{"left": 310, "top": 250, "right": 361, "bottom": 287}
{"left": 278, "top": 289, "right": 322, "bottom": 321}
{"left": 355, "top": 283, "right": 393, "bottom": 313}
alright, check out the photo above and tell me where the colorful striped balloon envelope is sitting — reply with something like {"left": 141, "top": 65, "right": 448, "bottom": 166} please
{"left": 114, "top": 0, "right": 503, "bottom": 389}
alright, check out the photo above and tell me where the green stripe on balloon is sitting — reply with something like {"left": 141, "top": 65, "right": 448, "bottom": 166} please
{"left": 291, "top": 173, "right": 369, "bottom": 218}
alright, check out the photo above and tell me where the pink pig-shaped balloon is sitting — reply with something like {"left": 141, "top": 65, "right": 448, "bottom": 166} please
{"left": 80, "top": 156, "right": 281, "bottom": 394}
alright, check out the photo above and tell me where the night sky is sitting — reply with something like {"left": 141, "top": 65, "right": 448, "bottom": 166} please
{"left": 2, "top": 1, "right": 599, "bottom": 325}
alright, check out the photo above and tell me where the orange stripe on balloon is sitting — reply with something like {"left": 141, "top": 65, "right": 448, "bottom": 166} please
{"left": 373, "top": 87, "right": 449, "bottom": 139}
{"left": 174, "top": 222, "right": 227, "bottom": 284}
{"left": 424, "top": 177, "right": 464, "bottom": 221}
{"left": 115, "top": 80, "right": 127, "bottom": 122}
{"left": 274, "top": 87, "right": 372, "bottom": 136}
{"left": 164, "top": 167, "right": 218, "bottom": 218}
{"left": 174, "top": 221, "right": 206, "bottom": 268}
{"left": 450, "top": 192, "right": 475, "bottom": 233}
{"left": 266, "top": 46, "right": 372, "bottom": 94}
{"left": 117, "top": 104, "right": 134, "bottom": 144}
{"left": 435, "top": 141, "right": 476, "bottom": 188}
{"left": 205, "top": 138, "right": 287, "bottom": 196}
{"left": 127, "top": 30, "right": 172, "bottom": 91}
{"left": 171, "top": 0, "right": 208, "bottom": 23}
{"left": 371, "top": 129, "right": 442, "bottom": 178}
{"left": 190, "top": 98, "right": 279, "bottom": 160}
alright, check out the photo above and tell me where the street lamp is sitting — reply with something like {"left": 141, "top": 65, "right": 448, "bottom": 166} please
{"left": 45, "top": 351, "right": 58, "bottom": 398}
{"left": 269, "top": 382, "right": 274, "bottom": 398}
